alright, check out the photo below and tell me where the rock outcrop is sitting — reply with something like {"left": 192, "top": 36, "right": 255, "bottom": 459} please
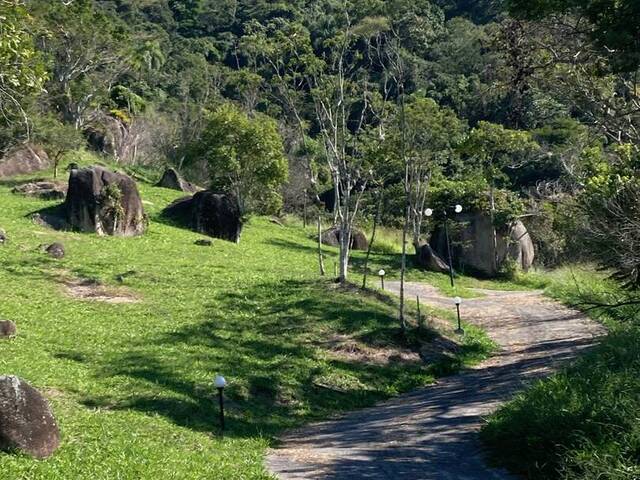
{"left": 0, "top": 320, "right": 16, "bottom": 338}
{"left": 65, "top": 166, "right": 146, "bottom": 236}
{"left": 0, "top": 144, "right": 50, "bottom": 178}
{"left": 0, "top": 376, "right": 60, "bottom": 459}
{"left": 415, "top": 243, "right": 450, "bottom": 273}
{"left": 163, "top": 191, "right": 242, "bottom": 243}
{"left": 12, "top": 181, "right": 67, "bottom": 200}
{"left": 498, "top": 220, "right": 535, "bottom": 273}
{"left": 430, "top": 213, "right": 535, "bottom": 276}
{"left": 156, "top": 168, "right": 199, "bottom": 193}
{"left": 321, "top": 226, "right": 369, "bottom": 251}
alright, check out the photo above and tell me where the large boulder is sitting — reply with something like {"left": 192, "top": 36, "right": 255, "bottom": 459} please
{"left": 0, "top": 144, "right": 50, "bottom": 178}
{"left": 415, "top": 243, "right": 450, "bottom": 273}
{"left": 321, "top": 226, "right": 369, "bottom": 251}
{"left": 0, "top": 320, "right": 16, "bottom": 338}
{"left": 163, "top": 191, "right": 242, "bottom": 243}
{"left": 0, "top": 376, "right": 60, "bottom": 459}
{"left": 65, "top": 166, "right": 146, "bottom": 236}
{"left": 156, "top": 168, "right": 199, "bottom": 193}
{"left": 498, "top": 220, "right": 535, "bottom": 273}
{"left": 12, "top": 181, "right": 67, "bottom": 200}
{"left": 431, "top": 214, "right": 535, "bottom": 277}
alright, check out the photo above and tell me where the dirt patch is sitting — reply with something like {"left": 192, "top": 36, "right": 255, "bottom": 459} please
{"left": 62, "top": 278, "right": 140, "bottom": 304}
{"left": 320, "top": 334, "right": 420, "bottom": 365}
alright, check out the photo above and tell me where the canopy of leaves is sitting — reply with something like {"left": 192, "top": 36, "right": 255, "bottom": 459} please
{"left": 508, "top": 0, "right": 640, "bottom": 73}
{"left": 190, "top": 103, "right": 288, "bottom": 214}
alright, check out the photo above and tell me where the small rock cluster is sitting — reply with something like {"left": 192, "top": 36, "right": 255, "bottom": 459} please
{"left": 12, "top": 181, "right": 67, "bottom": 200}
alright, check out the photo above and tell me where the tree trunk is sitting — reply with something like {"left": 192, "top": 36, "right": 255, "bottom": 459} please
{"left": 53, "top": 153, "right": 61, "bottom": 180}
{"left": 317, "top": 215, "right": 325, "bottom": 276}
{"left": 362, "top": 193, "right": 382, "bottom": 289}
{"left": 489, "top": 179, "right": 498, "bottom": 274}
{"left": 399, "top": 200, "right": 409, "bottom": 332}
{"left": 339, "top": 220, "right": 350, "bottom": 283}
{"left": 303, "top": 189, "right": 307, "bottom": 228}
{"left": 399, "top": 84, "right": 408, "bottom": 333}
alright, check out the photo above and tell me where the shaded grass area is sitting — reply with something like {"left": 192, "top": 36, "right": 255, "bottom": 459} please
{"left": 0, "top": 175, "right": 493, "bottom": 479}
{"left": 482, "top": 267, "right": 640, "bottom": 480}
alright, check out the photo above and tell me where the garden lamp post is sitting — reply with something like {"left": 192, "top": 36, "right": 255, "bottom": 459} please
{"left": 214, "top": 374, "right": 227, "bottom": 432}
{"left": 378, "top": 269, "right": 386, "bottom": 290}
{"left": 454, "top": 296, "right": 464, "bottom": 335}
{"left": 425, "top": 204, "right": 463, "bottom": 288}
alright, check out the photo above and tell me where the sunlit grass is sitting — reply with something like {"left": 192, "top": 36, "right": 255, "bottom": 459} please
{"left": 0, "top": 169, "right": 494, "bottom": 479}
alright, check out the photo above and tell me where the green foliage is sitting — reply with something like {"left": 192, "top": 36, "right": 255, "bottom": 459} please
{"left": 421, "top": 17, "right": 496, "bottom": 123}
{"left": 524, "top": 199, "right": 582, "bottom": 267}
{"left": 462, "top": 121, "right": 540, "bottom": 187}
{"left": 110, "top": 85, "right": 147, "bottom": 115}
{"left": 401, "top": 96, "right": 467, "bottom": 164}
{"left": 32, "top": 115, "right": 85, "bottom": 155}
{"left": 428, "top": 176, "right": 526, "bottom": 224}
{"left": 508, "top": 0, "right": 640, "bottom": 73}
{"left": 0, "top": 1, "right": 46, "bottom": 90}
{"left": 190, "top": 103, "right": 288, "bottom": 214}
{"left": 0, "top": 0, "right": 46, "bottom": 140}
{"left": 576, "top": 146, "right": 640, "bottom": 288}
{"left": 31, "top": 114, "right": 85, "bottom": 177}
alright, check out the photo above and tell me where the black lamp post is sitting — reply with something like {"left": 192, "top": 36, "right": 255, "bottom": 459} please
{"left": 426, "top": 204, "right": 463, "bottom": 288}
{"left": 378, "top": 269, "right": 386, "bottom": 290}
{"left": 454, "top": 296, "right": 464, "bottom": 335}
{"left": 214, "top": 374, "right": 227, "bottom": 432}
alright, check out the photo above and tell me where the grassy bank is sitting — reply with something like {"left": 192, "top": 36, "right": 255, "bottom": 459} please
{"left": 0, "top": 172, "right": 493, "bottom": 479}
{"left": 481, "top": 267, "right": 640, "bottom": 479}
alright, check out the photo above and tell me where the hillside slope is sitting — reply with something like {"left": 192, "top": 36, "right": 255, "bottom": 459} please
{"left": 0, "top": 174, "right": 491, "bottom": 479}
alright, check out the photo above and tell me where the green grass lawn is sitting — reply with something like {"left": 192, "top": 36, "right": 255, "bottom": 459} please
{"left": 0, "top": 172, "right": 494, "bottom": 479}
{"left": 481, "top": 267, "right": 640, "bottom": 480}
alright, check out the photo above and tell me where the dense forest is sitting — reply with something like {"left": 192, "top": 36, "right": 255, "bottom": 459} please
{"left": 1, "top": 0, "right": 639, "bottom": 286}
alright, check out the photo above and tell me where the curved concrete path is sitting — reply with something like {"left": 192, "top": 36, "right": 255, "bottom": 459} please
{"left": 266, "top": 282, "right": 605, "bottom": 479}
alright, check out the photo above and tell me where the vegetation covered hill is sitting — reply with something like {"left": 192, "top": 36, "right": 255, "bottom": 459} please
{"left": 1, "top": 0, "right": 640, "bottom": 477}
{"left": 0, "top": 170, "right": 493, "bottom": 479}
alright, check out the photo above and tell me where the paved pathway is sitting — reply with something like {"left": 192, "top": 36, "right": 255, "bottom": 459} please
{"left": 266, "top": 282, "right": 605, "bottom": 479}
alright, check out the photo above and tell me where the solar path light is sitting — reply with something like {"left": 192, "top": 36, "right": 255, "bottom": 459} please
{"left": 214, "top": 374, "right": 227, "bottom": 432}
{"left": 378, "top": 269, "right": 386, "bottom": 290}
{"left": 453, "top": 296, "right": 464, "bottom": 335}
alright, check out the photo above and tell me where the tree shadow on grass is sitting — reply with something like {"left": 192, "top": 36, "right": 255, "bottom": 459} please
{"left": 25, "top": 202, "right": 70, "bottom": 230}
{"left": 76, "top": 279, "right": 440, "bottom": 439}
